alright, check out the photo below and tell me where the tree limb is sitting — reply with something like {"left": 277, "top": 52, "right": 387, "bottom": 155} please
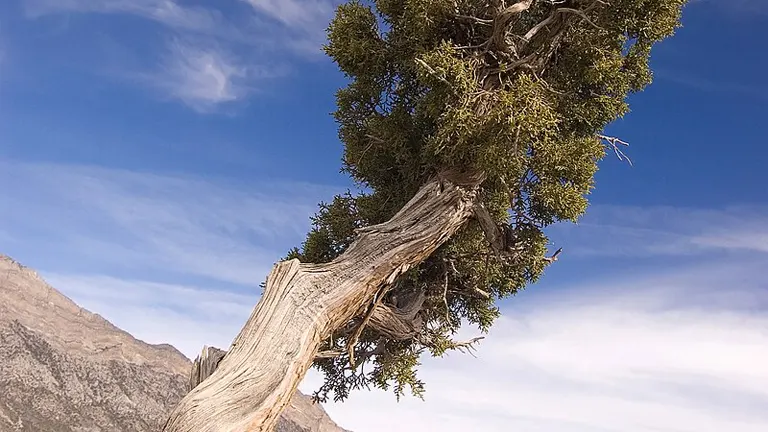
{"left": 346, "top": 286, "right": 389, "bottom": 368}
{"left": 473, "top": 203, "right": 506, "bottom": 255}
{"left": 368, "top": 288, "right": 426, "bottom": 340}
{"left": 599, "top": 134, "right": 633, "bottom": 166}
{"left": 163, "top": 171, "right": 485, "bottom": 432}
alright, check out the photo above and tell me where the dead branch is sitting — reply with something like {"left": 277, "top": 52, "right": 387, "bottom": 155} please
{"left": 543, "top": 247, "right": 563, "bottom": 263}
{"left": 490, "top": 0, "right": 535, "bottom": 54}
{"left": 450, "top": 0, "right": 612, "bottom": 83}
{"left": 414, "top": 58, "right": 456, "bottom": 94}
{"left": 456, "top": 14, "right": 494, "bottom": 25}
{"left": 316, "top": 350, "right": 345, "bottom": 359}
{"left": 451, "top": 336, "right": 485, "bottom": 356}
{"left": 473, "top": 203, "right": 506, "bottom": 254}
{"left": 368, "top": 288, "right": 426, "bottom": 340}
{"left": 347, "top": 286, "right": 390, "bottom": 368}
{"left": 557, "top": 7, "right": 603, "bottom": 30}
{"left": 523, "top": 8, "right": 559, "bottom": 42}
{"left": 599, "top": 134, "right": 633, "bottom": 166}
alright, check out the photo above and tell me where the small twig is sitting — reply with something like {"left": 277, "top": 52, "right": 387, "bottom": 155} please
{"left": 455, "top": 14, "right": 493, "bottom": 25}
{"left": 450, "top": 336, "right": 485, "bottom": 357}
{"left": 543, "top": 247, "right": 563, "bottom": 264}
{"left": 557, "top": 7, "right": 603, "bottom": 30}
{"left": 316, "top": 350, "right": 345, "bottom": 359}
{"left": 442, "top": 263, "right": 451, "bottom": 324}
{"left": 347, "top": 286, "right": 389, "bottom": 368}
{"left": 598, "top": 134, "right": 633, "bottom": 166}
{"left": 414, "top": 58, "right": 457, "bottom": 95}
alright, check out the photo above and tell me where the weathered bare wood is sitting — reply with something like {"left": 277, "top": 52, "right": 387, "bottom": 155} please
{"left": 368, "top": 289, "right": 426, "bottom": 340}
{"left": 473, "top": 203, "right": 506, "bottom": 253}
{"left": 187, "top": 346, "right": 227, "bottom": 392}
{"left": 163, "top": 171, "right": 485, "bottom": 432}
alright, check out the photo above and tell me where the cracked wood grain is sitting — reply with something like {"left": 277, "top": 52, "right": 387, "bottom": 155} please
{"left": 162, "top": 172, "right": 484, "bottom": 432}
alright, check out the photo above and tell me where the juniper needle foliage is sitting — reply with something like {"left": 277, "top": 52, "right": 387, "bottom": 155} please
{"left": 288, "top": 0, "right": 688, "bottom": 402}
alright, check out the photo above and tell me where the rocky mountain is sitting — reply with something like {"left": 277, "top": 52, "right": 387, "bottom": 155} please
{"left": 0, "top": 254, "right": 348, "bottom": 432}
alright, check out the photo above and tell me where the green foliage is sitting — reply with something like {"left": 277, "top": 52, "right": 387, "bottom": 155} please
{"left": 293, "top": 0, "right": 688, "bottom": 402}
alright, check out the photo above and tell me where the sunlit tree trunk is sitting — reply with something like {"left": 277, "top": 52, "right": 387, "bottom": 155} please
{"left": 162, "top": 172, "right": 484, "bottom": 432}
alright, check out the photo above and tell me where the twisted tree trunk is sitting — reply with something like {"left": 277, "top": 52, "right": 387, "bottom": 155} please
{"left": 163, "top": 171, "right": 485, "bottom": 432}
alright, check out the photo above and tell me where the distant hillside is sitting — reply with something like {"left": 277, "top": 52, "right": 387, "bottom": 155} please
{"left": 0, "top": 254, "right": 349, "bottom": 432}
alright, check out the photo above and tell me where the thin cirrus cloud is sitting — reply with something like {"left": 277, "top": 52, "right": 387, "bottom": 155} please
{"left": 549, "top": 204, "right": 768, "bottom": 258}
{"left": 24, "top": 0, "right": 339, "bottom": 35}
{"left": 654, "top": 69, "right": 768, "bottom": 103}
{"left": 3, "top": 159, "right": 766, "bottom": 285}
{"left": 21, "top": 0, "right": 337, "bottom": 110}
{"left": 690, "top": 0, "right": 768, "bottom": 16}
{"left": 17, "top": 0, "right": 768, "bottom": 111}
{"left": 139, "top": 39, "right": 286, "bottom": 113}
{"left": 0, "top": 159, "right": 336, "bottom": 287}
{"left": 23, "top": 0, "right": 230, "bottom": 35}
{"left": 241, "top": 0, "right": 343, "bottom": 54}
{"left": 242, "top": 0, "right": 338, "bottom": 28}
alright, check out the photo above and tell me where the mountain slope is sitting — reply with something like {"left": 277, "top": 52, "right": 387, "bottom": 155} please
{"left": 0, "top": 254, "right": 348, "bottom": 432}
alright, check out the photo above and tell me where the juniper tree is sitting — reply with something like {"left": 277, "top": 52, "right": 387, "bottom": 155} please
{"left": 164, "top": 1, "right": 689, "bottom": 430}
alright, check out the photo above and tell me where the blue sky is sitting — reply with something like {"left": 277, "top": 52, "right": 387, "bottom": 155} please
{"left": 0, "top": 1, "right": 767, "bottom": 431}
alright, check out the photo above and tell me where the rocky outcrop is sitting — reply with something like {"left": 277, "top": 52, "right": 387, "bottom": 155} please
{"left": 0, "top": 254, "right": 348, "bottom": 432}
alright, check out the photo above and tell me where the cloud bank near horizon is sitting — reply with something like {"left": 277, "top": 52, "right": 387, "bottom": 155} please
{"left": 305, "top": 259, "right": 768, "bottom": 432}
{"left": 43, "top": 256, "right": 768, "bottom": 432}
{"left": 0, "top": 159, "right": 336, "bottom": 287}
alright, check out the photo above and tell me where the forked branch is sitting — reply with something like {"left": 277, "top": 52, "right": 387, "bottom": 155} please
{"left": 599, "top": 134, "right": 633, "bottom": 166}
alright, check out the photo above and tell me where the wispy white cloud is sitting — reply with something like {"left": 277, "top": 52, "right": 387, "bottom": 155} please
{"left": 139, "top": 39, "right": 285, "bottom": 112}
{"left": 549, "top": 204, "right": 768, "bottom": 258}
{"left": 240, "top": 0, "right": 339, "bottom": 51}
{"left": 24, "top": 0, "right": 336, "bottom": 53}
{"left": 690, "top": 0, "right": 768, "bottom": 16}
{"left": 0, "top": 160, "right": 337, "bottom": 287}
{"left": 42, "top": 274, "right": 254, "bottom": 358}
{"left": 24, "top": 0, "right": 227, "bottom": 34}
{"left": 242, "top": 0, "right": 336, "bottom": 28}
{"left": 22, "top": 0, "right": 335, "bottom": 111}
{"left": 655, "top": 70, "right": 768, "bottom": 103}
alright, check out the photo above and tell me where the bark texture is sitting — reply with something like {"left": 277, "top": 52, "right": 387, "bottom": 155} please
{"left": 187, "top": 346, "right": 227, "bottom": 392}
{"left": 163, "top": 172, "right": 484, "bottom": 432}
{"left": 185, "top": 347, "right": 350, "bottom": 432}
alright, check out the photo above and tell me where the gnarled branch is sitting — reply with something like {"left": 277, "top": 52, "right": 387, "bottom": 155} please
{"left": 369, "top": 288, "right": 426, "bottom": 340}
{"left": 163, "top": 171, "right": 485, "bottom": 432}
